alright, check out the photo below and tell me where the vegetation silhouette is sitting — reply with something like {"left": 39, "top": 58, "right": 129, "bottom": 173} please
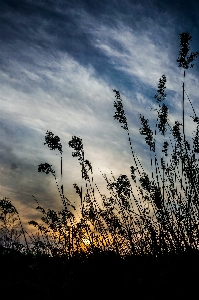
{"left": 1, "top": 32, "right": 199, "bottom": 299}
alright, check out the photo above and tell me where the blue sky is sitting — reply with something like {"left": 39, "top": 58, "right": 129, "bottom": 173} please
{"left": 0, "top": 0, "right": 199, "bottom": 242}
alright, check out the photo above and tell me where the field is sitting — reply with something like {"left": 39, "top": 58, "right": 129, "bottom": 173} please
{"left": 1, "top": 245, "right": 199, "bottom": 299}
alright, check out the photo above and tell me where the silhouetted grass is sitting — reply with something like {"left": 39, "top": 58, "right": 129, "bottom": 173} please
{"left": 1, "top": 31, "right": 199, "bottom": 299}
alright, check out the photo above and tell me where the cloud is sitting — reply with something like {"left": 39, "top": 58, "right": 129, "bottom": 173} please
{"left": 0, "top": 44, "right": 139, "bottom": 234}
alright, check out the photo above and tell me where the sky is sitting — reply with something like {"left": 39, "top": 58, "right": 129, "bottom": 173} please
{"left": 1, "top": 0, "right": 199, "bottom": 247}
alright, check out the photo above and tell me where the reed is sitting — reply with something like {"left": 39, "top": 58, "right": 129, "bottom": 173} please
{"left": 1, "top": 31, "right": 199, "bottom": 299}
{"left": 1, "top": 32, "right": 199, "bottom": 259}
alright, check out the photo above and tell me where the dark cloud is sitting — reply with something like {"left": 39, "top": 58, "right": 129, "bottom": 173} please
{"left": 1, "top": 0, "right": 198, "bottom": 87}
{"left": 10, "top": 163, "right": 18, "bottom": 170}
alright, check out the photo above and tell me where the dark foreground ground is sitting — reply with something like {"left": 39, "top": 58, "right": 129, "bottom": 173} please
{"left": 1, "top": 246, "right": 199, "bottom": 299}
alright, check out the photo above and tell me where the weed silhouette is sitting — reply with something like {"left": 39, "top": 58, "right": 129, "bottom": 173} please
{"left": 1, "top": 32, "right": 199, "bottom": 299}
